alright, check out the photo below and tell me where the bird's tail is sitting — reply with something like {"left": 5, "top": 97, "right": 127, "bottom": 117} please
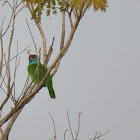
{"left": 47, "top": 85, "right": 56, "bottom": 99}
{"left": 46, "top": 75, "right": 56, "bottom": 99}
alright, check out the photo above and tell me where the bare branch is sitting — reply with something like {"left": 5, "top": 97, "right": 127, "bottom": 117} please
{"left": 46, "top": 37, "right": 55, "bottom": 65}
{"left": 26, "top": 19, "right": 38, "bottom": 56}
{"left": 0, "top": 71, "right": 7, "bottom": 89}
{"left": 13, "top": 42, "right": 19, "bottom": 100}
{"left": 0, "top": 127, "right": 4, "bottom": 140}
{"left": 16, "top": 1, "right": 22, "bottom": 8}
{"left": 67, "top": 109, "right": 74, "bottom": 140}
{"left": 0, "top": 17, "right": 5, "bottom": 79}
{"left": 17, "top": 75, "right": 30, "bottom": 101}
{"left": 0, "top": 84, "right": 7, "bottom": 94}
{"left": 2, "top": 13, "right": 13, "bottom": 37}
{"left": 0, "top": 3, "right": 27, "bottom": 110}
{"left": 15, "top": 5, "right": 26, "bottom": 17}
{"left": 60, "top": 3, "right": 65, "bottom": 51}
{"left": 7, "top": 3, "right": 16, "bottom": 103}
{"left": 2, "top": 108, "right": 23, "bottom": 140}
{"left": 81, "top": 6, "right": 89, "bottom": 18}
{"left": 3, "top": 0, "right": 12, "bottom": 10}
{"left": 92, "top": 130, "right": 110, "bottom": 140}
{"left": 72, "top": 9, "right": 77, "bottom": 19}
{"left": 51, "top": 59, "right": 60, "bottom": 77}
{"left": 48, "top": 113, "right": 57, "bottom": 140}
{"left": 67, "top": 10, "right": 73, "bottom": 28}
{"left": 75, "top": 112, "right": 82, "bottom": 140}
{"left": 2, "top": 44, "right": 31, "bottom": 67}
{"left": 64, "top": 129, "right": 68, "bottom": 140}
{"left": 0, "top": 32, "right": 3, "bottom": 78}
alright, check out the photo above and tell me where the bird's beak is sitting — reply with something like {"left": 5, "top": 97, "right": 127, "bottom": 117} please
{"left": 29, "top": 57, "right": 34, "bottom": 61}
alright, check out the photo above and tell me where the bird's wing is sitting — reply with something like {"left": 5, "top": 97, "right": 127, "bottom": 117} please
{"left": 28, "top": 64, "right": 37, "bottom": 79}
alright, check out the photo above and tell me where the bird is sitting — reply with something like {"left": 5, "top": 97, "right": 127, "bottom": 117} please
{"left": 27, "top": 54, "right": 55, "bottom": 99}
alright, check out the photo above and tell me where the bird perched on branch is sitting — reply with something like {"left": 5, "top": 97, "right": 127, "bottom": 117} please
{"left": 27, "top": 54, "right": 55, "bottom": 99}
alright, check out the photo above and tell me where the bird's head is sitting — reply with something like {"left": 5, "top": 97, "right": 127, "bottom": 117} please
{"left": 28, "top": 55, "right": 37, "bottom": 65}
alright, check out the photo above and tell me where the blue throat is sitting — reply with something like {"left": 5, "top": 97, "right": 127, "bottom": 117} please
{"left": 29, "top": 57, "right": 38, "bottom": 65}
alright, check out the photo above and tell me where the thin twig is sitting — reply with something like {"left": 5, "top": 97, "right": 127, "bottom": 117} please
{"left": 51, "top": 6, "right": 65, "bottom": 76}
{"left": 2, "top": 12, "right": 14, "bottom": 37}
{"left": 66, "top": 9, "right": 73, "bottom": 28}
{"left": 2, "top": 44, "right": 31, "bottom": 67}
{"left": 17, "top": 75, "right": 30, "bottom": 101}
{"left": 64, "top": 129, "right": 68, "bottom": 140}
{"left": 72, "top": 9, "right": 77, "bottom": 18}
{"left": 46, "top": 37, "right": 55, "bottom": 65}
{"left": 92, "top": 130, "right": 110, "bottom": 140}
{"left": 48, "top": 113, "right": 57, "bottom": 140}
{"left": 15, "top": 5, "right": 26, "bottom": 17}
{"left": 26, "top": 19, "right": 38, "bottom": 56}
{"left": 0, "top": 84, "right": 7, "bottom": 94}
{"left": 75, "top": 112, "right": 82, "bottom": 140}
{"left": 3, "top": 0, "right": 12, "bottom": 9}
{"left": 81, "top": 6, "right": 89, "bottom": 18}
{"left": 7, "top": 3, "right": 16, "bottom": 106}
{"left": 0, "top": 32, "right": 3, "bottom": 78}
{"left": 0, "top": 71, "right": 7, "bottom": 89}
{"left": 60, "top": 1, "right": 65, "bottom": 51}
{"left": 1, "top": 4, "right": 24, "bottom": 110}
{"left": 67, "top": 109, "right": 74, "bottom": 140}
{"left": 13, "top": 42, "right": 19, "bottom": 100}
{"left": 0, "top": 17, "right": 4, "bottom": 78}
{"left": 16, "top": 1, "right": 22, "bottom": 8}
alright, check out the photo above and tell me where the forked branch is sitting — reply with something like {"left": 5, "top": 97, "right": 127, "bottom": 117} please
{"left": 91, "top": 130, "right": 110, "bottom": 140}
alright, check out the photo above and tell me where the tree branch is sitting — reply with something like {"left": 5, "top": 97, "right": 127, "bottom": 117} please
{"left": 48, "top": 113, "right": 57, "bottom": 140}
{"left": 0, "top": 127, "right": 4, "bottom": 140}
{"left": 64, "top": 129, "right": 68, "bottom": 140}
{"left": 67, "top": 109, "right": 74, "bottom": 140}
{"left": 60, "top": 4, "right": 65, "bottom": 51}
{"left": 2, "top": 108, "right": 23, "bottom": 140}
{"left": 2, "top": 44, "right": 31, "bottom": 67}
{"left": 0, "top": 31, "right": 3, "bottom": 78}
{"left": 26, "top": 19, "right": 38, "bottom": 55}
{"left": 75, "top": 112, "right": 82, "bottom": 140}
{"left": 92, "top": 130, "right": 110, "bottom": 140}
{"left": 0, "top": 4, "right": 16, "bottom": 111}
{"left": 28, "top": 5, "right": 47, "bottom": 66}
{"left": 2, "top": 13, "right": 13, "bottom": 37}
{"left": 46, "top": 37, "right": 55, "bottom": 65}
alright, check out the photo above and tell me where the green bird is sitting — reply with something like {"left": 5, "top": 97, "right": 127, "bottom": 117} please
{"left": 27, "top": 55, "right": 56, "bottom": 99}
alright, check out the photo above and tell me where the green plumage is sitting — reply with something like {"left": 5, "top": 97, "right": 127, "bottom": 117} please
{"left": 28, "top": 63, "right": 55, "bottom": 99}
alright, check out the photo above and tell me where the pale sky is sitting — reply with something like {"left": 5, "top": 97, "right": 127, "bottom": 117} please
{"left": 0, "top": 0, "right": 140, "bottom": 140}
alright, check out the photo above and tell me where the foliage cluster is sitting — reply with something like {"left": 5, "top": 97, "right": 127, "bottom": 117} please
{"left": 22, "top": 0, "right": 108, "bottom": 22}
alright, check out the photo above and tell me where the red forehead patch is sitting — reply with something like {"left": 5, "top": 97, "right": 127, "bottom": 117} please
{"left": 29, "top": 55, "right": 36, "bottom": 58}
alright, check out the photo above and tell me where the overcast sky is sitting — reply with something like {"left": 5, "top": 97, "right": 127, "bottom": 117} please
{"left": 0, "top": 0, "right": 140, "bottom": 140}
